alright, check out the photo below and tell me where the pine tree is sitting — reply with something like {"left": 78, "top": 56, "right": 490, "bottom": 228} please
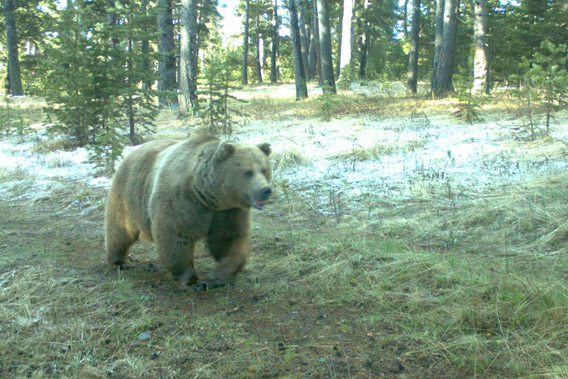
{"left": 242, "top": 0, "right": 250, "bottom": 84}
{"left": 200, "top": 49, "right": 247, "bottom": 137}
{"left": 472, "top": 0, "right": 489, "bottom": 94}
{"left": 108, "top": 0, "right": 158, "bottom": 144}
{"left": 43, "top": 0, "right": 157, "bottom": 174}
{"left": 432, "top": 0, "right": 458, "bottom": 96}
{"left": 287, "top": 0, "right": 308, "bottom": 99}
{"left": 179, "top": 0, "right": 199, "bottom": 116}
{"left": 270, "top": 0, "right": 280, "bottom": 83}
{"left": 157, "top": 0, "right": 178, "bottom": 108}
{"left": 2, "top": 0, "right": 24, "bottom": 95}
{"left": 406, "top": 0, "right": 420, "bottom": 93}
{"left": 316, "top": 0, "right": 336, "bottom": 94}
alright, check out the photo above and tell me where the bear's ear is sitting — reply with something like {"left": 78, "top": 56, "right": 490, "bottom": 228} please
{"left": 257, "top": 142, "right": 271, "bottom": 157}
{"left": 215, "top": 142, "right": 235, "bottom": 163}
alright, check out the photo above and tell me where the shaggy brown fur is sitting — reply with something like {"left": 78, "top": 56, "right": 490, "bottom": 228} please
{"left": 104, "top": 135, "right": 272, "bottom": 287}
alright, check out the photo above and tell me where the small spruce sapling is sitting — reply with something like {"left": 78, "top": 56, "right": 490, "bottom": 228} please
{"left": 200, "top": 50, "right": 247, "bottom": 137}
{"left": 524, "top": 41, "right": 568, "bottom": 132}
{"left": 451, "top": 72, "right": 485, "bottom": 125}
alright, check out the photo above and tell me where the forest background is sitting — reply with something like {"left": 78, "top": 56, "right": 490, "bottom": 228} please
{"left": 1, "top": 0, "right": 567, "bottom": 171}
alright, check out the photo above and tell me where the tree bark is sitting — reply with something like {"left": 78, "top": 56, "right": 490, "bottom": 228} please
{"left": 472, "top": 0, "right": 489, "bottom": 94}
{"left": 270, "top": 0, "right": 279, "bottom": 83}
{"left": 432, "top": 0, "right": 444, "bottom": 86}
{"left": 432, "top": 0, "right": 457, "bottom": 97}
{"left": 403, "top": 0, "right": 409, "bottom": 38}
{"left": 180, "top": 0, "right": 199, "bottom": 115}
{"left": 242, "top": 0, "right": 250, "bottom": 85}
{"left": 255, "top": 13, "right": 263, "bottom": 82}
{"left": 140, "top": 0, "right": 151, "bottom": 90}
{"left": 357, "top": 0, "right": 370, "bottom": 79}
{"left": 335, "top": 0, "right": 343, "bottom": 79}
{"left": 316, "top": 0, "right": 336, "bottom": 94}
{"left": 307, "top": 0, "right": 319, "bottom": 81}
{"left": 287, "top": 0, "right": 308, "bottom": 100}
{"left": 406, "top": 0, "right": 421, "bottom": 93}
{"left": 107, "top": 0, "right": 119, "bottom": 48}
{"left": 296, "top": 0, "right": 309, "bottom": 76}
{"left": 338, "top": 0, "right": 355, "bottom": 81}
{"left": 157, "top": 0, "right": 178, "bottom": 108}
{"left": 2, "top": 0, "right": 23, "bottom": 95}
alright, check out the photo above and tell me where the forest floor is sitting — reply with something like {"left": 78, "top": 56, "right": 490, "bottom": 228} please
{"left": 1, "top": 83, "right": 568, "bottom": 378}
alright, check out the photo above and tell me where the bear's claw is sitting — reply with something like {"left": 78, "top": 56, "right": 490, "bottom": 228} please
{"left": 192, "top": 281, "right": 227, "bottom": 292}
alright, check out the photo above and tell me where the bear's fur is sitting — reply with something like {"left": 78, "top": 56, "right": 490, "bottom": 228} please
{"left": 104, "top": 135, "right": 272, "bottom": 287}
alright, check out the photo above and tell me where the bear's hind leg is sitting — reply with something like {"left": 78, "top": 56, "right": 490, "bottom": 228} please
{"left": 105, "top": 220, "right": 138, "bottom": 267}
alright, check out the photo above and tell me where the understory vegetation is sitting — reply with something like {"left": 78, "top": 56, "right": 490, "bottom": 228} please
{"left": 1, "top": 87, "right": 568, "bottom": 377}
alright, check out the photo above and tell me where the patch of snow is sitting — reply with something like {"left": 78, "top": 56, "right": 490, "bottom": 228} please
{"left": 233, "top": 113, "right": 568, "bottom": 212}
{"left": 0, "top": 104, "right": 567, "bottom": 214}
{"left": 0, "top": 140, "right": 95, "bottom": 181}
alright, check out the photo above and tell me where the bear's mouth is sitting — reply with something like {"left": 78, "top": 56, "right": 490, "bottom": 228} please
{"left": 246, "top": 194, "right": 265, "bottom": 210}
{"left": 246, "top": 187, "right": 271, "bottom": 210}
{"left": 247, "top": 195, "right": 264, "bottom": 211}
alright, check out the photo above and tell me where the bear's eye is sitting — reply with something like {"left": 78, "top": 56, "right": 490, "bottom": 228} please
{"left": 245, "top": 170, "right": 254, "bottom": 179}
{"left": 261, "top": 169, "right": 268, "bottom": 176}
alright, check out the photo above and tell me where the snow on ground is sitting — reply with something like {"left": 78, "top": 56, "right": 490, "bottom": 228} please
{"left": 1, "top": 101, "right": 567, "bottom": 215}
{"left": 237, "top": 112, "right": 568, "bottom": 211}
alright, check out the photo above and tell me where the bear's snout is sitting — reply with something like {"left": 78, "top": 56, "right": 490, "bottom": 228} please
{"left": 260, "top": 186, "right": 272, "bottom": 200}
{"left": 247, "top": 186, "right": 272, "bottom": 210}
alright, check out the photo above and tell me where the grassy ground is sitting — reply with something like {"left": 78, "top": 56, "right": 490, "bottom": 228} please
{"left": 1, "top": 88, "right": 568, "bottom": 377}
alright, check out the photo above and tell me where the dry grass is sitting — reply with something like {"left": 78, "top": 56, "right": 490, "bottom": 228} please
{"left": 30, "top": 138, "right": 77, "bottom": 154}
{"left": 0, "top": 96, "right": 46, "bottom": 126}
{"left": 253, "top": 168, "right": 568, "bottom": 376}
{"left": 271, "top": 149, "right": 308, "bottom": 172}
{"left": 233, "top": 93, "right": 424, "bottom": 121}
{"left": 331, "top": 138, "right": 429, "bottom": 162}
{"left": 232, "top": 86, "right": 553, "bottom": 125}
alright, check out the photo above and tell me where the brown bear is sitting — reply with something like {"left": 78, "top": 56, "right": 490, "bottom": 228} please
{"left": 104, "top": 135, "right": 272, "bottom": 289}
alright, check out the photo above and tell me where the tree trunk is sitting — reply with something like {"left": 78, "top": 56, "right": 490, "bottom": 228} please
{"left": 296, "top": 0, "right": 309, "bottom": 76}
{"left": 403, "top": 0, "right": 409, "bottom": 38}
{"left": 472, "top": 0, "right": 489, "bottom": 94}
{"left": 195, "top": 7, "right": 204, "bottom": 78}
{"left": 336, "top": 0, "right": 343, "bottom": 79}
{"left": 357, "top": 0, "right": 370, "bottom": 79}
{"left": 270, "top": 0, "right": 279, "bottom": 83}
{"left": 107, "top": 0, "right": 119, "bottom": 48}
{"left": 432, "top": 0, "right": 444, "bottom": 86}
{"left": 307, "top": 0, "right": 319, "bottom": 81}
{"left": 140, "top": 0, "right": 151, "bottom": 90}
{"left": 338, "top": 0, "right": 355, "bottom": 81}
{"left": 432, "top": 0, "right": 457, "bottom": 97}
{"left": 406, "top": 0, "right": 421, "bottom": 93}
{"left": 242, "top": 0, "right": 250, "bottom": 85}
{"left": 316, "top": 0, "right": 336, "bottom": 94}
{"left": 255, "top": 13, "right": 263, "bottom": 83}
{"left": 180, "top": 0, "right": 199, "bottom": 115}
{"left": 306, "top": 22, "right": 315, "bottom": 80}
{"left": 2, "top": 0, "right": 23, "bottom": 95}
{"left": 157, "top": 0, "right": 178, "bottom": 108}
{"left": 287, "top": 0, "right": 308, "bottom": 100}
{"left": 127, "top": 38, "right": 137, "bottom": 144}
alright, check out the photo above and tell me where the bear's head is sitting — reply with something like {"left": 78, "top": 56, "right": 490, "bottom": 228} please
{"left": 212, "top": 141, "right": 272, "bottom": 210}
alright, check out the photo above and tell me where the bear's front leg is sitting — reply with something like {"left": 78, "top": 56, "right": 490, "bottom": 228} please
{"left": 195, "top": 209, "right": 251, "bottom": 290}
{"left": 209, "top": 234, "right": 250, "bottom": 283}
{"left": 154, "top": 230, "right": 199, "bottom": 287}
